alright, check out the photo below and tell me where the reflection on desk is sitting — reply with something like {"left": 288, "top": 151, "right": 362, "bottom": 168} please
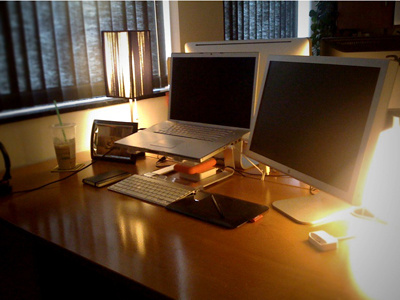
{"left": 0, "top": 152, "right": 396, "bottom": 299}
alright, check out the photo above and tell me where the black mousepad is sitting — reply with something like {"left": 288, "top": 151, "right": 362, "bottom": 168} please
{"left": 166, "top": 191, "right": 269, "bottom": 229}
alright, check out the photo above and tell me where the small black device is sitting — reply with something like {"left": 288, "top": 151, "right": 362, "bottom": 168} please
{"left": 166, "top": 191, "right": 268, "bottom": 229}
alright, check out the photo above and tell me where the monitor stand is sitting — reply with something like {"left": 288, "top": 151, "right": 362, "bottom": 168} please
{"left": 152, "top": 164, "right": 234, "bottom": 189}
{"left": 191, "top": 169, "right": 234, "bottom": 189}
{"left": 150, "top": 149, "right": 235, "bottom": 189}
{"left": 272, "top": 191, "right": 351, "bottom": 225}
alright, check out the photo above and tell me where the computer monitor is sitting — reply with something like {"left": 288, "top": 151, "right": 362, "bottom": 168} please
{"left": 245, "top": 55, "right": 398, "bottom": 224}
{"left": 185, "top": 38, "right": 311, "bottom": 105}
{"left": 321, "top": 36, "right": 400, "bottom": 110}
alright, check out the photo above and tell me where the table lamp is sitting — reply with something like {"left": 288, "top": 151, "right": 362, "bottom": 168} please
{"left": 102, "top": 31, "right": 153, "bottom": 124}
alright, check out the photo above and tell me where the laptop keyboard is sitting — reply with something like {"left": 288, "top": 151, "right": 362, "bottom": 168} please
{"left": 108, "top": 174, "right": 196, "bottom": 207}
{"left": 155, "top": 123, "right": 233, "bottom": 142}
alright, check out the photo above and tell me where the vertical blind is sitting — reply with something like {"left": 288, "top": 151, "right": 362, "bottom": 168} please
{"left": 224, "top": 1, "right": 298, "bottom": 40}
{"left": 0, "top": 1, "right": 167, "bottom": 112}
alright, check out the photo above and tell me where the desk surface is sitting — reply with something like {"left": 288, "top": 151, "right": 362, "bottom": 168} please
{"left": 0, "top": 153, "right": 378, "bottom": 299}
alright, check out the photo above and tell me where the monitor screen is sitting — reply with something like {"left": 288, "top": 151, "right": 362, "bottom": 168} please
{"left": 169, "top": 53, "right": 258, "bottom": 130}
{"left": 245, "top": 55, "right": 398, "bottom": 224}
{"left": 185, "top": 38, "right": 311, "bottom": 105}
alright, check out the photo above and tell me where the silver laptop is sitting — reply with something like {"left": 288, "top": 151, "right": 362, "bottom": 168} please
{"left": 116, "top": 52, "right": 258, "bottom": 162}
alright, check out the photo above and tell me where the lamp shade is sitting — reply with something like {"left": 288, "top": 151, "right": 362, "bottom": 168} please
{"left": 102, "top": 31, "right": 153, "bottom": 99}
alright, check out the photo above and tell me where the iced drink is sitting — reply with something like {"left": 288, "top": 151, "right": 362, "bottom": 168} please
{"left": 52, "top": 123, "right": 76, "bottom": 170}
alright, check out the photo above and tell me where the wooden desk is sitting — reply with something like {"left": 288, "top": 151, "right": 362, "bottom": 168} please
{"left": 0, "top": 153, "right": 374, "bottom": 299}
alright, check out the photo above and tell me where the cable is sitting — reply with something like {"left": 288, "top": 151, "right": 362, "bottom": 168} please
{"left": 11, "top": 147, "right": 116, "bottom": 194}
{"left": 0, "top": 141, "right": 12, "bottom": 196}
{"left": 336, "top": 234, "right": 356, "bottom": 241}
{"left": 351, "top": 207, "right": 387, "bottom": 224}
{"left": 224, "top": 166, "right": 291, "bottom": 181}
{"left": 12, "top": 163, "right": 94, "bottom": 194}
{"left": 154, "top": 156, "right": 177, "bottom": 168}
{"left": 309, "top": 186, "right": 318, "bottom": 195}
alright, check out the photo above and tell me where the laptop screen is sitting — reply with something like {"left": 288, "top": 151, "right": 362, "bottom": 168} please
{"left": 169, "top": 52, "right": 258, "bottom": 130}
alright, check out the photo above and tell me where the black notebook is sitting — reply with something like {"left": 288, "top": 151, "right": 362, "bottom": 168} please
{"left": 166, "top": 191, "right": 268, "bottom": 229}
{"left": 83, "top": 170, "right": 131, "bottom": 187}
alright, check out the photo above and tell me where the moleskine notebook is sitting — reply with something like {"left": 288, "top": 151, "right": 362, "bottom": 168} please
{"left": 83, "top": 170, "right": 131, "bottom": 188}
{"left": 166, "top": 191, "right": 268, "bottom": 229}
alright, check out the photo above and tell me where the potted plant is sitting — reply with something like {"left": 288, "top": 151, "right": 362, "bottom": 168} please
{"left": 309, "top": 1, "right": 338, "bottom": 55}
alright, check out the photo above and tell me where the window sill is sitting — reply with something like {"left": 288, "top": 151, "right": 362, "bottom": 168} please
{"left": 0, "top": 89, "right": 168, "bottom": 125}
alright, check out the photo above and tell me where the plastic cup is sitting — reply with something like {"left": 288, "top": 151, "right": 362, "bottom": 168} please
{"left": 51, "top": 123, "right": 76, "bottom": 170}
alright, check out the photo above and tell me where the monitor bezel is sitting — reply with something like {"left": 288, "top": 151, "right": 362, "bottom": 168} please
{"left": 245, "top": 55, "right": 397, "bottom": 206}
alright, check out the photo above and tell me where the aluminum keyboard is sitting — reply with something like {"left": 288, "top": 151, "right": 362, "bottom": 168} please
{"left": 154, "top": 123, "right": 233, "bottom": 142}
{"left": 108, "top": 174, "right": 195, "bottom": 207}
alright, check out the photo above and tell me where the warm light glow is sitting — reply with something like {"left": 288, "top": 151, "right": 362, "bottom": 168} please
{"left": 103, "top": 31, "right": 152, "bottom": 100}
{"left": 134, "top": 221, "right": 146, "bottom": 256}
{"left": 301, "top": 42, "right": 311, "bottom": 56}
{"left": 361, "top": 116, "right": 400, "bottom": 224}
{"left": 118, "top": 32, "right": 132, "bottom": 98}
{"left": 102, "top": 30, "right": 153, "bottom": 124}
{"left": 104, "top": 32, "right": 132, "bottom": 98}
{"left": 132, "top": 31, "right": 148, "bottom": 99}
{"left": 104, "top": 32, "right": 116, "bottom": 96}
{"left": 138, "top": 31, "right": 146, "bottom": 97}
{"left": 348, "top": 219, "right": 400, "bottom": 299}
{"left": 349, "top": 116, "right": 400, "bottom": 299}
{"left": 133, "top": 98, "right": 139, "bottom": 123}
{"left": 118, "top": 213, "right": 146, "bottom": 256}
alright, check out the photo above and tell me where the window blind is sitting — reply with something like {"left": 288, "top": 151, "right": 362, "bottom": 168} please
{"left": 0, "top": 1, "right": 167, "bottom": 113}
{"left": 224, "top": 1, "right": 298, "bottom": 40}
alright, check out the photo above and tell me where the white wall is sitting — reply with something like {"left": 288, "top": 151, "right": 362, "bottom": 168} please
{"left": 171, "top": 1, "right": 224, "bottom": 53}
{"left": 298, "top": 1, "right": 312, "bottom": 38}
{"left": 0, "top": 96, "right": 168, "bottom": 169}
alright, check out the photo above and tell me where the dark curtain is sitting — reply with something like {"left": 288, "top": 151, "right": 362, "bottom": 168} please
{"left": 0, "top": 1, "right": 167, "bottom": 112}
{"left": 224, "top": 1, "right": 298, "bottom": 40}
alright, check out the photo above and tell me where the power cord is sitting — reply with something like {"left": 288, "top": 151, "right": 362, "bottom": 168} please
{"left": 155, "top": 156, "right": 176, "bottom": 168}
{"left": 11, "top": 147, "right": 116, "bottom": 194}
{"left": 224, "top": 165, "right": 289, "bottom": 179}
{"left": 0, "top": 141, "right": 12, "bottom": 196}
{"left": 309, "top": 186, "right": 318, "bottom": 195}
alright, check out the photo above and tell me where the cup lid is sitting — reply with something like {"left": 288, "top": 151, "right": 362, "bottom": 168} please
{"left": 51, "top": 123, "right": 76, "bottom": 128}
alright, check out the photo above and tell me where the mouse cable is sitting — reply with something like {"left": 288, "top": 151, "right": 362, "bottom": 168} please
{"left": 11, "top": 147, "right": 116, "bottom": 194}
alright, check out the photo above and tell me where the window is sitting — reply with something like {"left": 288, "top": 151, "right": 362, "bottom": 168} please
{"left": 0, "top": 1, "right": 167, "bottom": 122}
{"left": 224, "top": 1, "right": 298, "bottom": 40}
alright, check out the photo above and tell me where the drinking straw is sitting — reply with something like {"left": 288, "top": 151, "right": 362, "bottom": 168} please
{"left": 53, "top": 100, "right": 67, "bottom": 142}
